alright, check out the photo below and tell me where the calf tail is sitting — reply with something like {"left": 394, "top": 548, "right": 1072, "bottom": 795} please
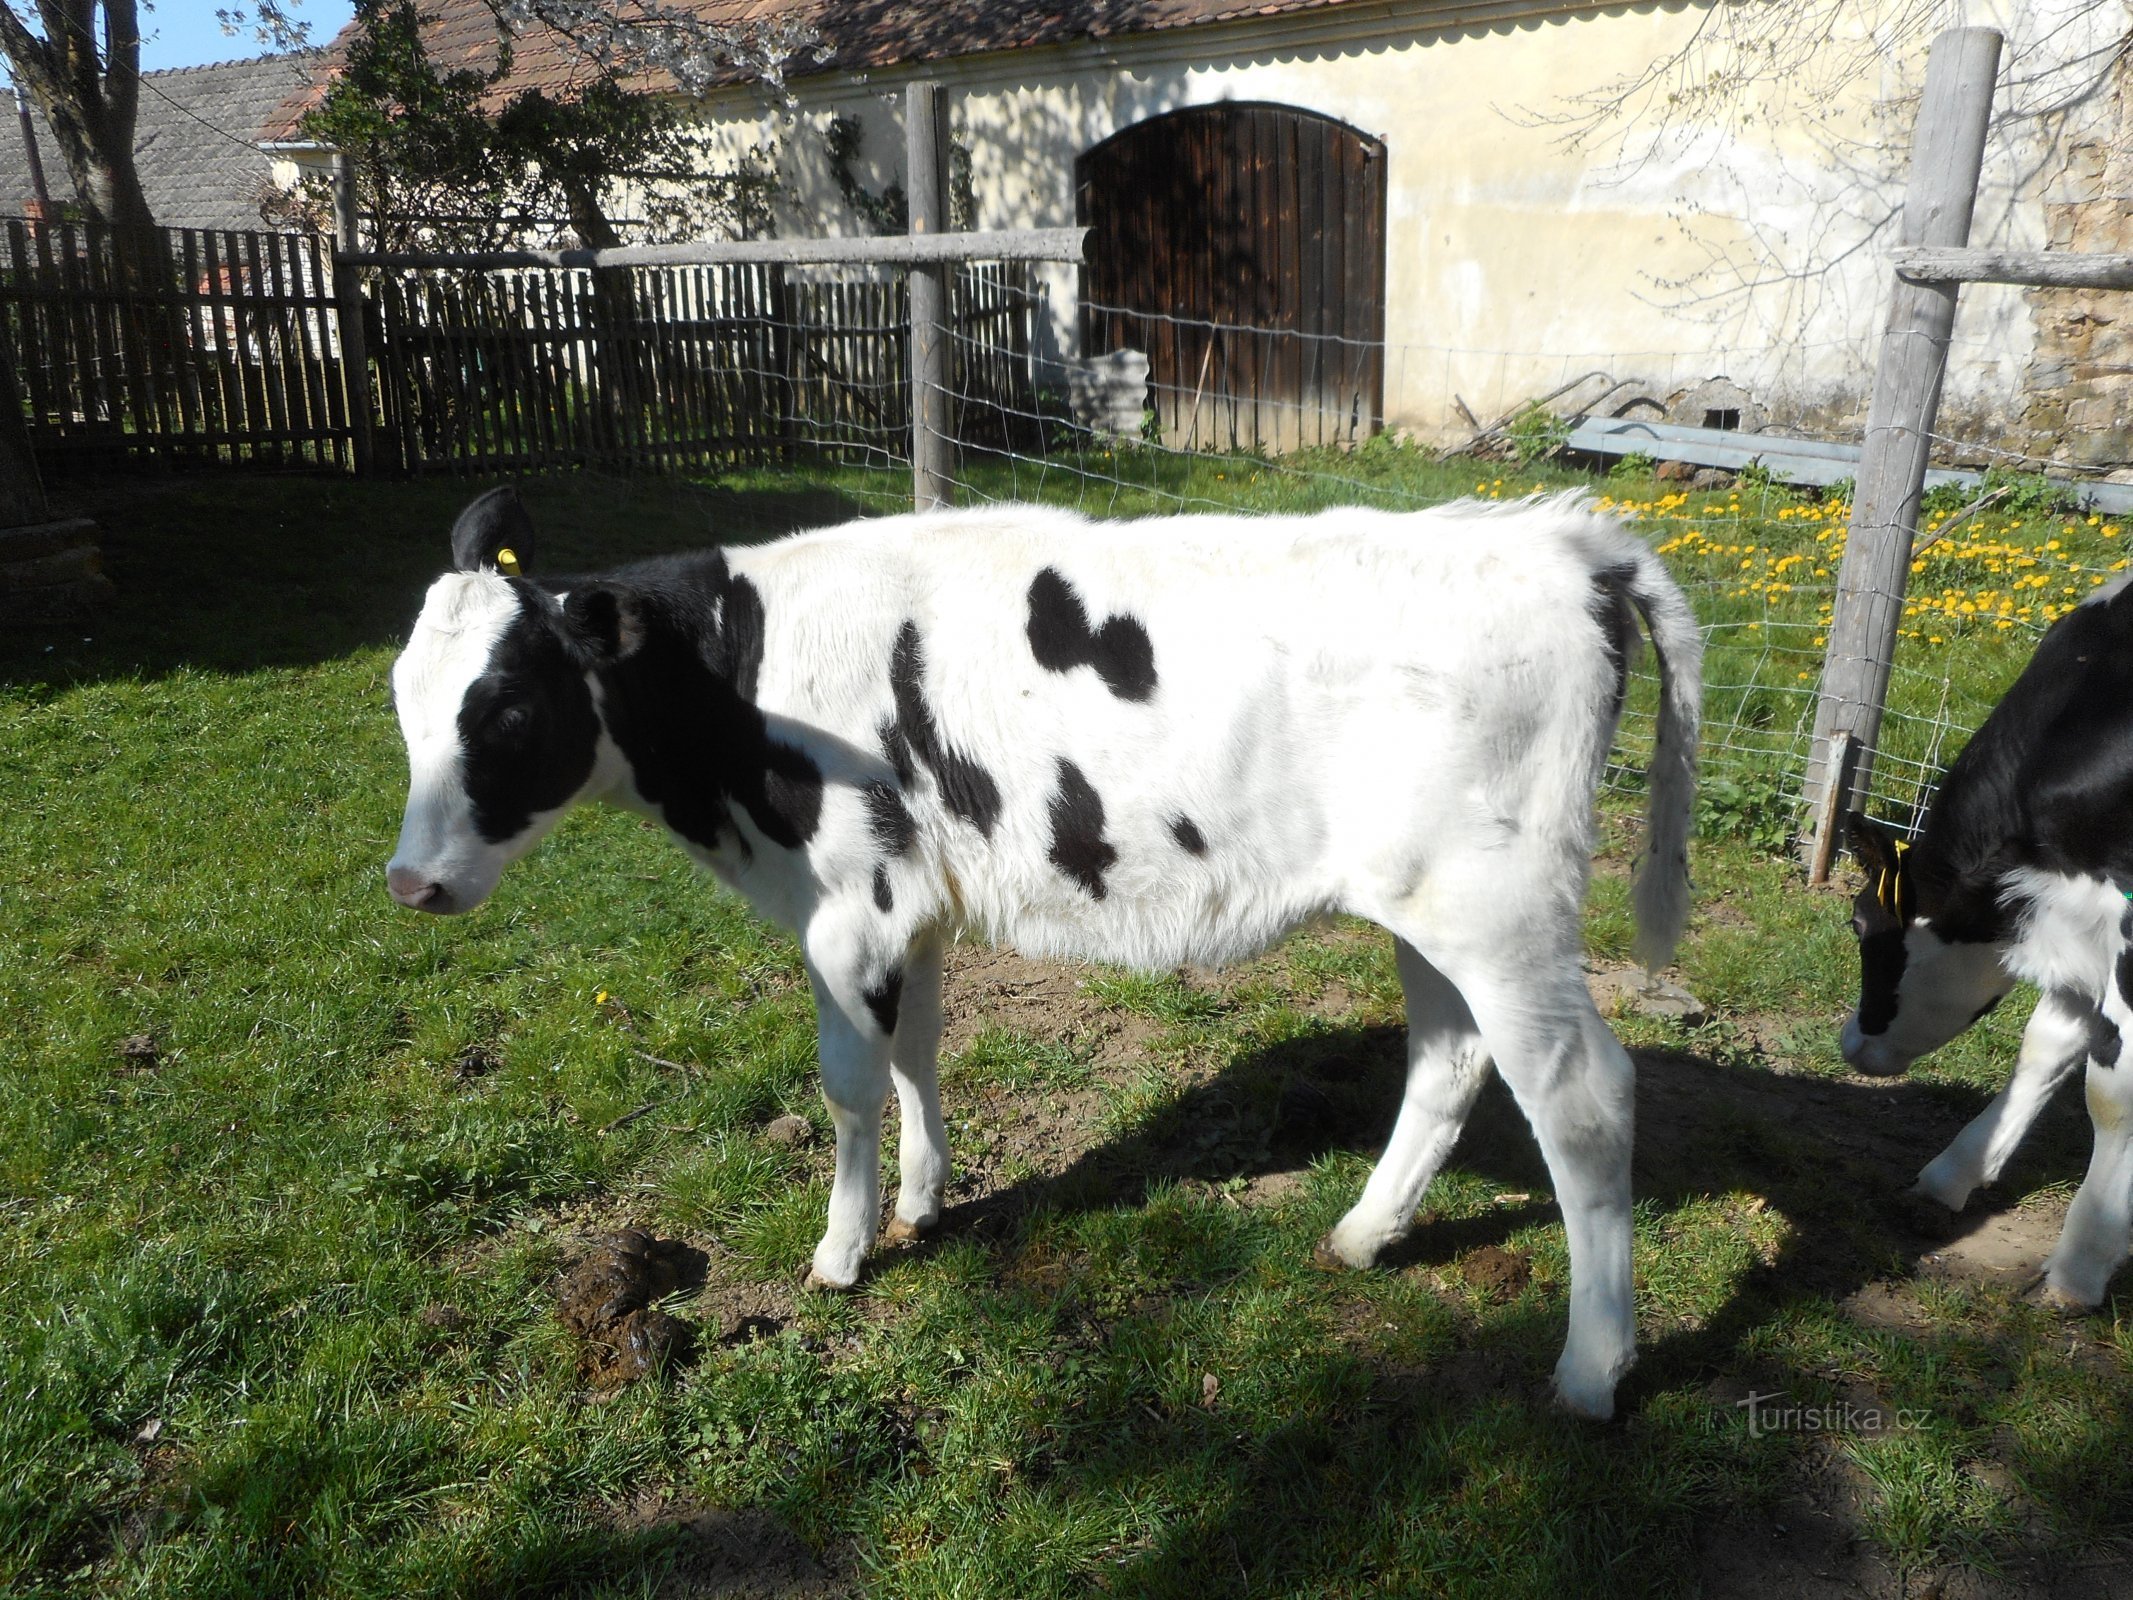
{"left": 1621, "top": 546, "right": 1702, "bottom": 972}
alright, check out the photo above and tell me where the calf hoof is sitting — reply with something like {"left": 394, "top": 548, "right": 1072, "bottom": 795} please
{"left": 801, "top": 1261, "right": 860, "bottom": 1292}
{"left": 1312, "top": 1233, "right": 1367, "bottom": 1272}
{"left": 1551, "top": 1378, "right": 1619, "bottom": 1424}
{"left": 2036, "top": 1272, "right": 2103, "bottom": 1315}
{"left": 1909, "top": 1168, "right": 1976, "bottom": 1213}
{"left": 883, "top": 1215, "right": 932, "bottom": 1245}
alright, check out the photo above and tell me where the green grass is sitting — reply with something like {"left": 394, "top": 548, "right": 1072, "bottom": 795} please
{"left": 4, "top": 462, "right": 2130, "bottom": 1596}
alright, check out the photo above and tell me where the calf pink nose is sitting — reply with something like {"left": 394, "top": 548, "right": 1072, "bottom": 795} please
{"left": 387, "top": 866, "right": 445, "bottom": 910}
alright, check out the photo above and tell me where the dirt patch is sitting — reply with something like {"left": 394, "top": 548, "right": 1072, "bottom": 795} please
{"left": 1457, "top": 1243, "right": 1532, "bottom": 1303}
{"left": 555, "top": 1229, "right": 709, "bottom": 1392}
{"left": 1919, "top": 1193, "right": 2071, "bottom": 1291}
{"left": 607, "top": 1488, "right": 856, "bottom": 1598}
{"left": 938, "top": 943, "right": 1155, "bottom": 1059}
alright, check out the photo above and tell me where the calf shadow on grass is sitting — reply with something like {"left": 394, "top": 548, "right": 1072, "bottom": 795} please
{"left": 412, "top": 1024, "right": 2117, "bottom": 1600}
{"left": 891, "top": 1021, "right": 2117, "bottom": 1593}
{"left": 1, "top": 472, "right": 880, "bottom": 691}
{"left": 932, "top": 1017, "right": 2095, "bottom": 1305}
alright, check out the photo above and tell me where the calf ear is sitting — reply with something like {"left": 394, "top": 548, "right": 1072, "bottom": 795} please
{"left": 450, "top": 485, "right": 535, "bottom": 574}
{"left": 560, "top": 585, "right": 645, "bottom": 664}
{"left": 1845, "top": 811, "right": 1895, "bottom": 874}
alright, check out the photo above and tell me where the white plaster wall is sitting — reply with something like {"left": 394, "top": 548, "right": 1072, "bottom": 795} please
{"left": 673, "top": 0, "right": 2119, "bottom": 446}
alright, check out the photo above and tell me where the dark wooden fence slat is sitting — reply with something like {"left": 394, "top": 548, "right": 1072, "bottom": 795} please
{"left": 0, "top": 216, "right": 1044, "bottom": 477}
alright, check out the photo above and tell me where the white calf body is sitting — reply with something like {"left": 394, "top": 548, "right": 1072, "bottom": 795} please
{"left": 388, "top": 491, "right": 1701, "bottom": 1418}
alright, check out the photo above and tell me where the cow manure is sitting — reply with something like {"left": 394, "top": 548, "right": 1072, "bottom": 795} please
{"left": 117, "top": 1033, "right": 158, "bottom": 1070}
{"left": 763, "top": 1113, "right": 815, "bottom": 1148}
{"left": 555, "top": 1229, "right": 709, "bottom": 1391}
{"left": 453, "top": 1044, "right": 501, "bottom": 1081}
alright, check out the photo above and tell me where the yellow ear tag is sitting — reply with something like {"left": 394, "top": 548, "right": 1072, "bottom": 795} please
{"left": 1877, "top": 838, "right": 1910, "bottom": 915}
{"left": 495, "top": 547, "right": 522, "bottom": 576}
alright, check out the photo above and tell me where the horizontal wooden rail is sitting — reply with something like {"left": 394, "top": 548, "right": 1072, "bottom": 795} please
{"left": 345, "top": 228, "right": 1089, "bottom": 273}
{"left": 1891, "top": 244, "right": 2133, "bottom": 290}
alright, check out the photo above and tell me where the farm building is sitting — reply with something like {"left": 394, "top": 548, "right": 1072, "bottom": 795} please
{"left": 0, "top": 52, "right": 323, "bottom": 233}
{"left": 268, "top": 0, "right": 2125, "bottom": 465}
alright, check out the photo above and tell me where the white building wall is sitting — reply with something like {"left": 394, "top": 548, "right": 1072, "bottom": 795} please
{"left": 669, "top": 0, "right": 2116, "bottom": 450}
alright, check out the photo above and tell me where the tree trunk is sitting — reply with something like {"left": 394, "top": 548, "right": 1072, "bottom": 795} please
{"left": 0, "top": 2, "right": 161, "bottom": 282}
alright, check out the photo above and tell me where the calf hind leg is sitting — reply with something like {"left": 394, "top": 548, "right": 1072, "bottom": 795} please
{"left": 2045, "top": 983, "right": 2133, "bottom": 1308}
{"left": 1412, "top": 943, "right": 1637, "bottom": 1421}
{"left": 1319, "top": 939, "right": 1493, "bottom": 1269}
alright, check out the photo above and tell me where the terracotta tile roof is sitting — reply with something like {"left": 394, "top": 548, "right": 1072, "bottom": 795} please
{"left": 0, "top": 53, "right": 323, "bottom": 230}
{"left": 262, "top": 0, "right": 1369, "bottom": 141}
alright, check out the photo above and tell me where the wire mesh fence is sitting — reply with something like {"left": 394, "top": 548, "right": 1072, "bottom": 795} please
{"left": 926, "top": 277, "right": 2106, "bottom": 844}
{"left": 0, "top": 223, "right": 2087, "bottom": 844}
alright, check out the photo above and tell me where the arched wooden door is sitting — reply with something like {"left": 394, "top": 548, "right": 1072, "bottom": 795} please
{"left": 1077, "top": 103, "right": 1385, "bottom": 453}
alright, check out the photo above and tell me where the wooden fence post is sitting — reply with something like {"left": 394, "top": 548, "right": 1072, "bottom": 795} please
{"left": 907, "top": 82, "right": 951, "bottom": 511}
{"left": 330, "top": 152, "right": 377, "bottom": 477}
{"left": 1801, "top": 26, "right": 2001, "bottom": 880}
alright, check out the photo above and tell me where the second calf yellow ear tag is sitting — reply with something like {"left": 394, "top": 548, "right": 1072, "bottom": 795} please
{"left": 495, "top": 546, "right": 522, "bottom": 575}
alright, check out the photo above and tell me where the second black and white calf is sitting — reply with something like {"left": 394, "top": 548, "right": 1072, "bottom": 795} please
{"left": 387, "top": 486, "right": 1701, "bottom": 1419}
{"left": 1844, "top": 573, "right": 2133, "bottom": 1306}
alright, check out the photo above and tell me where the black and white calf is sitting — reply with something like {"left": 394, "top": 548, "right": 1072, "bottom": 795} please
{"left": 1844, "top": 574, "right": 2133, "bottom": 1307}
{"left": 386, "top": 486, "right": 1701, "bottom": 1418}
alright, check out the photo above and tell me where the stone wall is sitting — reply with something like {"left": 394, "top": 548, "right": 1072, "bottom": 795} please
{"left": 2022, "top": 45, "right": 2133, "bottom": 471}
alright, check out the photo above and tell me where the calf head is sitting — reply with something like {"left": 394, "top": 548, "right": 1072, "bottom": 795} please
{"left": 1840, "top": 812, "right": 2011, "bottom": 1075}
{"left": 386, "top": 487, "right": 634, "bottom": 914}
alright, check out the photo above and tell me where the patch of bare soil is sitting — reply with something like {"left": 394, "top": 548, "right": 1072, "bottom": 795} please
{"left": 1456, "top": 1243, "right": 1532, "bottom": 1303}
{"left": 555, "top": 1230, "right": 708, "bottom": 1392}
{"left": 606, "top": 1488, "right": 856, "bottom": 1599}
{"left": 937, "top": 942, "right": 1161, "bottom": 1059}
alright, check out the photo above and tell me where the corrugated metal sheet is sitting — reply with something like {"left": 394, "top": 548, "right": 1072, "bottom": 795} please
{"left": 1566, "top": 415, "right": 2133, "bottom": 514}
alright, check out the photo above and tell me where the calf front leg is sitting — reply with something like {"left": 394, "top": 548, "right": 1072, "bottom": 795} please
{"left": 801, "top": 918, "right": 909, "bottom": 1289}
{"left": 1915, "top": 985, "right": 2086, "bottom": 1211}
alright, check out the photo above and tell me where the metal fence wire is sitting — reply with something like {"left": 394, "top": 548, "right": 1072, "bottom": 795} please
{"left": 0, "top": 221, "right": 2069, "bottom": 838}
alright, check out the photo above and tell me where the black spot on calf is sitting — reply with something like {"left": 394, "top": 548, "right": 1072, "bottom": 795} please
{"left": 2089, "top": 1007, "right": 2124, "bottom": 1069}
{"left": 458, "top": 585, "right": 601, "bottom": 844}
{"left": 861, "top": 778, "right": 917, "bottom": 856}
{"left": 1587, "top": 563, "right": 1639, "bottom": 718}
{"left": 1047, "top": 758, "right": 1118, "bottom": 899}
{"left": 1027, "top": 568, "right": 1158, "bottom": 702}
{"left": 1170, "top": 815, "right": 1207, "bottom": 856}
{"left": 872, "top": 864, "right": 894, "bottom": 913}
{"left": 580, "top": 553, "right": 821, "bottom": 856}
{"left": 863, "top": 967, "right": 903, "bottom": 1035}
{"left": 890, "top": 622, "right": 1002, "bottom": 837}
{"left": 1854, "top": 926, "right": 1908, "bottom": 1037}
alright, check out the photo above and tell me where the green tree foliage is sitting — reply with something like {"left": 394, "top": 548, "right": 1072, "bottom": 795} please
{"left": 301, "top": 0, "right": 778, "bottom": 252}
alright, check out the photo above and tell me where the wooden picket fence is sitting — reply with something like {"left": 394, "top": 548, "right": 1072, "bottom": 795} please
{"left": 0, "top": 219, "right": 350, "bottom": 471}
{"left": 0, "top": 218, "right": 1042, "bottom": 478}
{"left": 365, "top": 258, "right": 1040, "bottom": 474}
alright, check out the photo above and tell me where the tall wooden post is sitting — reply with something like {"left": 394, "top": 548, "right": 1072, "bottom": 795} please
{"left": 330, "top": 151, "right": 377, "bottom": 477}
{"left": 1802, "top": 27, "right": 2001, "bottom": 878}
{"left": 907, "top": 82, "right": 951, "bottom": 511}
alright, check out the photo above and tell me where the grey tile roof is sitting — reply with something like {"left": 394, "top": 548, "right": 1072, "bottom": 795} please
{"left": 0, "top": 52, "right": 324, "bottom": 233}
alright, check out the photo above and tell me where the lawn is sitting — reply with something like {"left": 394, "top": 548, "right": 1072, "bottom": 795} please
{"left": 3, "top": 455, "right": 2129, "bottom": 1598}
